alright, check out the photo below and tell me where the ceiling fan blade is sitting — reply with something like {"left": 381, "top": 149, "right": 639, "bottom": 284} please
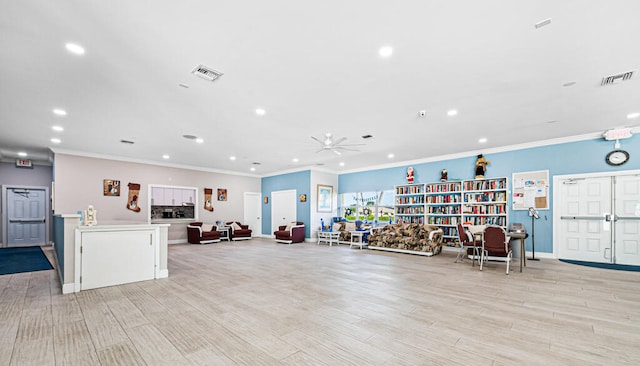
{"left": 335, "top": 143, "right": 365, "bottom": 147}
{"left": 335, "top": 147, "right": 359, "bottom": 152}
{"left": 332, "top": 137, "right": 347, "bottom": 146}
{"left": 315, "top": 148, "right": 326, "bottom": 153}
{"left": 311, "top": 136, "right": 323, "bottom": 144}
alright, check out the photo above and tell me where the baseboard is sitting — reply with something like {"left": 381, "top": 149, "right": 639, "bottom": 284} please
{"left": 157, "top": 269, "right": 169, "bottom": 278}
{"left": 168, "top": 239, "right": 187, "bottom": 245}
{"left": 525, "top": 251, "right": 554, "bottom": 259}
{"left": 62, "top": 283, "right": 76, "bottom": 294}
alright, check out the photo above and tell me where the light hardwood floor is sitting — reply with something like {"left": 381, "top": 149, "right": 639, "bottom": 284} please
{"left": 1, "top": 238, "right": 639, "bottom": 365}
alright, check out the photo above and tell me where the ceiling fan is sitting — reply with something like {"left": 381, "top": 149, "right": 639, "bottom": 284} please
{"left": 311, "top": 133, "right": 364, "bottom": 155}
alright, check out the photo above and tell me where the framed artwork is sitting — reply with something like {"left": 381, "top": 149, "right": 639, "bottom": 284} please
{"left": 317, "top": 184, "right": 333, "bottom": 212}
{"left": 217, "top": 188, "right": 227, "bottom": 201}
{"left": 299, "top": 194, "right": 307, "bottom": 202}
{"left": 264, "top": 196, "right": 269, "bottom": 204}
{"left": 103, "top": 179, "right": 120, "bottom": 196}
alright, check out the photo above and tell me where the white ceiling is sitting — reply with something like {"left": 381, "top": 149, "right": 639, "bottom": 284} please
{"left": 1, "top": 1, "right": 639, "bottom": 175}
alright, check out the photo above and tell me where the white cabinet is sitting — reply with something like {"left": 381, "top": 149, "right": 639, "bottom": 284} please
{"left": 151, "top": 187, "right": 196, "bottom": 206}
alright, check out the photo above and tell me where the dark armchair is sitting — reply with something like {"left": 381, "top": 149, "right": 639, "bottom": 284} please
{"left": 481, "top": 225, "right": 513, "bottom": 274}
{"left": 274, "top": 221, "right": 305, "bottom": 244}
{"left": 225, "top": 221, "right": 252, "bottom": 241}
{"left": 187, "top": 222, "right": 221, "bottom": 244}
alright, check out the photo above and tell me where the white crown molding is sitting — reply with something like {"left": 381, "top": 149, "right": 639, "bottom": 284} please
{"left": 338, "top": 131, "right": 607, "bottom": 175}
{"left": 259, "top": 165, "right": 339, "bottom": 178}
{"left": 50, "top": 148, "right": 260, "bottom": 178}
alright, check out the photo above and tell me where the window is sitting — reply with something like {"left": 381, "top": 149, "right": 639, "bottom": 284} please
{"left": 339, "top": 190, "right": 394, "bottom": 223}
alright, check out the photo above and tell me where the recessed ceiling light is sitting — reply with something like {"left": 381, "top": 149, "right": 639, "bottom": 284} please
{"left": 229, "top": 156, "right": 236, "bottom": 161}
{"left": 292, "top": 158, "right": 299, "bottom": 163}
{"left": 387, "top": 153, "right": 394, "bottom": 159}
{"left": 52, "top": 126, "right": 64, "bottom": 132}
{"left": 195, "top": 138, "right": 204, "bottom": 143}
{"left": 65, "top": 43, "right": 85, "bottom": 55}
{"left": 447, "top": 109, "right": 458, "bottom": 116}
{"left": 51, "top": 138, "right": 61, "bottom": 144}
{"left": 162, "top": 154, "right": 170, "bottom": 159}
{"left": 339, "top": 162, "right": 345, "bottom": 167}
{"left": 379, "top": 46, "right": 393, "bottom": 57}
{"left": 18, "top": 152, "right": 27, "bottom": 157}
{"left": 53, "top": 109, "right": 67, "bottom": 116}
{"left": 478, "top": 138, "right": 487, "bottom": 143}
{"left": 250, "top": 167, "right": 256, "bottom": 172}
{"left": 627, "top": 112, "right": 640, "bottom": 119}
{"left": 255, "top": 108, "right": 266, "bottom": 116}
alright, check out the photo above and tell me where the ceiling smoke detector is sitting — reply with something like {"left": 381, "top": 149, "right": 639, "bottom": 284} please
{"left": 191, "top": 64, "right": 223, "bottom": 82}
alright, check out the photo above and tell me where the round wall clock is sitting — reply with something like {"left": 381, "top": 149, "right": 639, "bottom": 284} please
{"left": 605, "top": 150, "right": 629, "bottom": 166}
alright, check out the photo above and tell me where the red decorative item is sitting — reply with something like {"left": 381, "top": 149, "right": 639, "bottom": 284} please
{"left": 406, "top": 166, "right": 415, "bottom": 184}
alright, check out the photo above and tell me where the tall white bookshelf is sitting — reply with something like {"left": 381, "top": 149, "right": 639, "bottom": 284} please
{"left": 394, "top": 183, "right": 426, "bottom": 224}
{"left": 394, "top": 178, "right": 508, "bottom": 247}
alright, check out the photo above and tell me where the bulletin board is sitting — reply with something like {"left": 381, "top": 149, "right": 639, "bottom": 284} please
{"left": 511, "top": 170, "right": 549, "bottom": 210}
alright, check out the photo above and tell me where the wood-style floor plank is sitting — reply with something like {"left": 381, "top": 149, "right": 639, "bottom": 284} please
{"left": 1, "top": 239, "right": 639, "bottom": 365}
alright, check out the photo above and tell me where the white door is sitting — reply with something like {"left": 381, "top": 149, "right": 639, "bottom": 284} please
{"left": 614, "top": 175, "right": 640, "bottom": 265}
{"left": 6, "top": 188, "right": 47, "bottom": 247}
{"left": 271, "top": 189, "right": 296, "bottom": 234}
{"left": 244, "top": 192, "right": 261, "bottom": 237}
{"left": 557, "top": 173, "right": 640, "bottom": 265}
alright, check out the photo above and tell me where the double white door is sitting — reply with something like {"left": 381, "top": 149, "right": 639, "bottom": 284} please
{"left": 557, "top": 173, "right": 640, "bottom": 265}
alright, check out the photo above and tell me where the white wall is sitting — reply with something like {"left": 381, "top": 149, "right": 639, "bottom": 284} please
{"left": 53, "top": 154, "right": 260, "bottom": 243}
{"left": 310, "top": 170, "right": 339, "bottom": 232}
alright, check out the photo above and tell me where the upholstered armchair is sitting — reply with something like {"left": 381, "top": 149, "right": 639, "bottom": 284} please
{"left": 274, "top": 221, "right": 305, "bottom": 244}
{"left": 187, "top": 222, "right": 221, "bottom": 244}
{"left": 225, "top": 221, "right": 252, "bottom": 241}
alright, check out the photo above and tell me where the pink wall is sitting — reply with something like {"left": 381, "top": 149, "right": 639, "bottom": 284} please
{"left": 53, "top": 154, "right": 260, "bottom": 242}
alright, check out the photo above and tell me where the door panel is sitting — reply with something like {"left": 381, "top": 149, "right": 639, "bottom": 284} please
{"left": 244, "top": 192, "right": 261, "bottom": 237}
{"left": 614, "top": 175, "right": 640, "bottom": 265}
{"left": 271, "top": 190, "right": 296, "bottom": 234}
{"left": 558, "top": 177, "right": 611, "bottom": 263}
{"left": 7, "top": 188, "right": 46, "bottom": 247}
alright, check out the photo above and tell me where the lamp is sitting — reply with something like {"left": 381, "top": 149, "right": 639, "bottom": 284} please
{"left": 528, "top": 207, "right": 540, "bottom": 260}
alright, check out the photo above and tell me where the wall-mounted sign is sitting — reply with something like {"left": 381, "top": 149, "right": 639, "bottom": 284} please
{"left": 16, "top": 159, "right": 32, "bottom": 168}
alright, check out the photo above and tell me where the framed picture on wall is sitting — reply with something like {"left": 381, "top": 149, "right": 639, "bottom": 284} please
{"left": 217, "top": 188, "right": 227, "bottom": 201}
{"left": 317, "top": 184, "right": 332, "bottom": 212}
{"left": 103, "top": 179, "right": 120, "bottom": 196}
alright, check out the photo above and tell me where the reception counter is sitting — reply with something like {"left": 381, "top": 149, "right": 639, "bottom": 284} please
{"left": 72, "top": 224, "right": 170, "bottom": 292}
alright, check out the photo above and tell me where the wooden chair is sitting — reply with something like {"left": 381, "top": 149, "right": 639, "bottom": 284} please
{"left": 481, "top": 225, "right": 513, "bottom": 274}
{"left": 454, "top": 223, "right": 482, "bottom": 264}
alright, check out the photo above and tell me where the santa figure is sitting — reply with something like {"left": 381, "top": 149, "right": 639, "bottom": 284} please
{"left": 406, "top": 166, "right": 415, "bottom": 184}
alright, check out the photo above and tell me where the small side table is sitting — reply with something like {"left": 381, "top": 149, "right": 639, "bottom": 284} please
{"left": 317, "top": 231, "right": 340, "bottom": 246}
{"left": 350, "top": 231, "right": 366, "bottom": 249}
{"left": 218, "top": 226, "right": 231, "bottom": 241}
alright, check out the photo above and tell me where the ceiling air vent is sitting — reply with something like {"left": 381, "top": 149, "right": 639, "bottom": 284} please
{"left": 601, "top": 70, "right": 635, "bottom": 86}
{"left": 120, "top": 139, "right": 135, "bottom": 145}
{"left": 191, "top": 64, "right": 223, "bottom": 82}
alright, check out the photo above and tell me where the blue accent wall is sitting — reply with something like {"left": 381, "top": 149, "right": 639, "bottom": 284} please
{"left": 339, "top": 135, "right": 640, "bottom": 254}
{"left": 261, "top": 171, "right": 311, "bottom": 237}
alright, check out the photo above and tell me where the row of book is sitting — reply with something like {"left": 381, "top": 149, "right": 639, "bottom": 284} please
{"left": 396, "top": 216, "right": 424, "bottom": 224}
{"left": 427, "top": 216, "right": 460, "bottom": 225}
{"left": 396, "top": 196, "right": 425, "bottom": 204}
{"left": 426, "top": 194, "right": 460, "bottom": 203}
{"left": 396, "top": 207, "right": 424, "bottom": 214}
{"left": 426, "top": 183, "right": 461, "bottom": 193}
{"left": 463, "top": 179, "right": 506, "bottom": 191}
{"left": 462, "top": 216, "right": 507, "bottom": 226}
{"left": 427, "top": 206, "right": 461, "bottom": 215}
{"left": 463, "top": 192, "right": 506, "bottom": 202}
{"left": 396, "top": 185, "right": 424, "bottom": 195}
{"left": 463, "top": 204, "right": 506, "bottom": 214}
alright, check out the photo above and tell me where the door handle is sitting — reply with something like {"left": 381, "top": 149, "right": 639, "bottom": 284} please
{"left": 605, "top": 214, "right": 611, "bottom": 222}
